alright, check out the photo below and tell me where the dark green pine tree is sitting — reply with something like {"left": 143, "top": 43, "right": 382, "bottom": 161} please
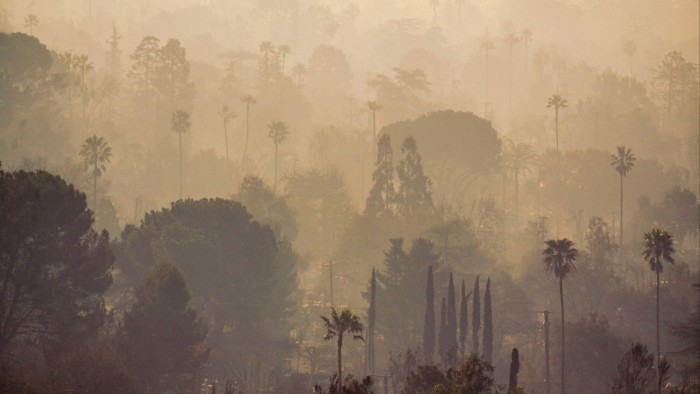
{"left": 459, "top": 279, "right": 470, "bottom": 358}
{"left": 121, "top": 262, "right": 208, "bottom": 392}
{"left": 438, "top": 297, "right": 448, "bottom": 365}
{"left": 396, "top": 136, "right": 433, "bottom": 216}
{"left": 483, "top": 277, "right": 493, "bottom": 363}
{"left": 423, "top": 265, "right": 435, "bottom": 364}
{"left": 376, "top": 238, "right": 410, "bottom": 345}
{"left": 447, "top": 272, "right": 458, "bottom": 365}
{"left": 472, "top": 276, "right": 481, "bottom": 354}
{"left": 365, "top": 134, "right": 395, "bottom": 217}
{"left": 367, "top": 268, "right": 377, "bottom": 375}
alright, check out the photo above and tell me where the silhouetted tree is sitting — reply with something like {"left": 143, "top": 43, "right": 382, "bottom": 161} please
{"left": 438, "top": 297, "right": 448, "bottom": 364}
{"left": 367, "top": 269, "right": 377, "bottom": 375}
{"left": 105, "top": 23, "right": 122, "bottom": 74}
{"left": 480, "top": 29, "right": 495, "bottom": 103}
{"left": 365, "top": 134, "right": 395, "bottom": 216}
{"left": 504, "top": 141, "right": 536, "bottom": 223}
{"left": 240, "top": 94, "right": 257, "bottom": 174}
{"left": 156, "top": 38, "right": 193, "bottom": 110}
{"left": 424, "top": 266, "right": 435, "bottom": 364}
{"left": 546, "top": 94, "right": 568, "bottom": 163}
{"left": 458, "top": 279, "right": 470, "bottom": 358}
{"left": 642, "top": 228, "right": 675, "bottom": 394}
{"left": 610, "top": 145, "right": 635, "bottom": 254}
{"left": 79, "top": 135, "right": 112, "bottom": 216}
{"left": 396, "top": 136, "right": 433, "bottom": 216}
{"left": 24, "top": 14, "right": 38, "bottom": 35}
{"left": 367, "top": 100, "right": 382, "bottom": 143}
{"left": 321, "top": 308, "right": 364, "bottom": 392}
{"left": 219, "top": 105, "right": 236, "bottom": 165}
{"left": 268, "top": 121, "right": 289, "bottom": 193}
{"left": 482, "top": 277, "right": 493, "bottom": 363}
{"left": 0, "top": 168, "right": 113, "bottom": 356}
{"left": 121, "top": 262, "right": 208, "bottom": 392}
{"left": 472, "top": 276, "right": 481, "bottom": 354}
{"left": 447, "top": 272, "right": 457, "bottom": 365}
{"left": 171, "top": 109, "right": 191, "bottom": 199}
{"left": 622, "top": 40, "right": 637, "bottom": 77}
{"left": 543, "top": 238, "right": 578, "bottom": 394}
{"left": 608, "top": 343, "right": 669, "bottom": 394}
{"left": 278, "top": 44, "right": 290, "bottom": 74}
{"left": 128, "top": 36, "right": 160, "bottom": 96}
{"left": 509, "top": 348, "right": 520, "bottom": 391}
{"left": 503, "top": 31, "right": 520, "bottom": 117}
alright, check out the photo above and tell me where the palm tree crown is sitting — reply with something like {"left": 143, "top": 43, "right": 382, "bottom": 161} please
{"left": 321, "top": 308, "right": 364, "bottom": 342}
{"left": 543, "top": 238, "right": 578, "bottom": 280}
{"left": 546, "top": 94, "right": 568, "bottom": 111}
{"left": 171, "top": 110, "right": 191, "bottom": 135}
{"left": 268, "top": 121, "right": 289, "bottom": 145}
{"left": 80, "top": 135, "right": 112, "bottom": 177}
{"left": 643, "top": 228, "right": 675, "bottom": 274}
{"left": 611, "top": 145, "right": 635, "bottom": 177}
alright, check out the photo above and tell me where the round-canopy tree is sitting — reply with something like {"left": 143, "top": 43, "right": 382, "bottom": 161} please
{"left": 0, "top": 167, "right": 113, "bottom": 357}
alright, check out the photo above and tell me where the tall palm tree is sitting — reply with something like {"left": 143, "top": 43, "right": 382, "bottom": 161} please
{"left": 503, "top": 32, "right": 520, "bottom": 119}
{"left": 24, "top": 14, "right": 38, "bottom": 35}
{"left": 480, "top": 29, "right": 495, "bottom": 105}
{"left": 278, "top": 44, "right": 291, "bottom": 74}
{"left": 642, "top": 228, "right": 675, "bottom": 394}
{"left": 171, "top": 110, "right": 191, "bottom": 199}
{"left": 546, "top": 94, "right": 568, "bottom": 163}
{"left": 542, "top": 238, "right": 578, "bottom": 394}
{"left": 320, "top": 308, "right": 364, "bottom": 392}
{"left": 240, "top": 94, "right": 257, "bottom": 175}
{"left": 610, "top": 146, "right": 635, "bottom": 260}
{"left": 79, "top": 136, "right": 112, "bottom": 216}
{"left": 268, "top": 121, "right": 289, "bottom": 193}
{"left": 219, "top": 105, "right": 236, "bottom": 164}
{"left": 504, "top": 141, "right": 537, "bottom": 223}
{"left": 521, "top": 28, "right": 533, "bottom": 80}
{"left": 366, "top": 100, "right": 382, "bottom": 143}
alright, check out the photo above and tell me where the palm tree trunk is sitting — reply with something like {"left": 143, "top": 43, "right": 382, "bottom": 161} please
{"left": 241, "top": 104, "right": 250, "bottom": 175}
{"left": 656, "top": 269, "right": 661, "bottom": 394}
{"left": 93, "top": 160, "right": 97, "bottom": 218}
{"left": 560, "top": 276, "right": 565, "bottom": 394}
{"left": 338, "top": 335, "right": 343, "bottom": 392}
{"left": 179, "top": 132, "right": 183, "bottom": 200}
{"left": 620, "top": 174, "right": 624, "bottom": 271}
{"left": 514, "top": 169, "right": 519, "bottom": 224}
{"left": 372, "top": 109, "right": 376, "bottom": 143}
{"left": 508, "top": 45, "right": 513, "bottom": 120}
{"left": 274, "top": 142, "right": 278, "bottom": 193}
{"left": 224, "top": 118, "right": 229, "bottom": 163}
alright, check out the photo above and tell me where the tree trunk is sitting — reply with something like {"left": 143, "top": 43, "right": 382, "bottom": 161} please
{"left": 224, "top": 118, "right": 229, "bottom": 163}
{"left": 514, "top": 169, "right": 519, "bottom": 225}
{"left": 93, "top": 157, "right": 98, "bottom": 218}
{"left": 560, "top": 276, "right": 565, "bottom": 394}
{"left": 620, "top": 174, "right": 624, "bottom": 272}
{"left": 274, "top": 142, "right": 278, "bottom": 193}
{"left": 338, "top": 335, "right": 343, "bottom": 392}
{"left": 179, "top": 132, "right": 183, "bottom": 200}
{"left": 656, "top": 269, "right": 661, "bottom": 394}
{"left": 242, "top": 104, "right": 250, "bottom": 175}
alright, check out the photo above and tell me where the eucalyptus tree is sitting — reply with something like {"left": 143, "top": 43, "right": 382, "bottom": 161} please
{"left": 542, "top": 238, "right": 578, "bottom": 394}
{"left": 79, "top": 135, "right": 112, "bottom": 215}
{"left": 268, "top": 121, "right": 289, "bottom": 193}
{"left": 171, "top": 110, "right": 191, "bottom": 199}
{"left": 321, "top": 308, "right": 364, "bottom": 392}
{"left": 642, "top": 228, "right": 675, "bottom": 394}
{"left": 240, "top": 94, "right": 257, "bottom": 174}
{"left": 610, "top": 146, "right": 635, "bottom": 255}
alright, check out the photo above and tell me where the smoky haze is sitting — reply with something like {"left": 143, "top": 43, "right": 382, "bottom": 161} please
{"left": 0, "top": 0, "right": 698, "bottom": 393}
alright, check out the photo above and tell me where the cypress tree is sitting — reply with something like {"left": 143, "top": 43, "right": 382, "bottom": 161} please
{"left": 447, "top": 272, "right": 457, "bottom": 358}
{"left": 459, "top": 279, "right": 469, "bottom": 358}
{"left": 365, "top": 134, "right": 395, "bottom": 216}
{"left": 423, "top": 266, "right": 435, "bottom": 364}
{"left": 483, "top": 277, "right": 493, "bottom": 363}
{"left": 368, "top": 268, "right": 377, "bottom": 374}
{"left": 509, "top": 348, "right": 520, "bottom": 390}
{"left": 438, "top": 297, "right": 447, "bottom": 364}
{"left": 472, "top": 276, "right": 481, "bottom": 354}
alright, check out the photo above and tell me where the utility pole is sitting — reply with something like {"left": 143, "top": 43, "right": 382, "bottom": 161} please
{"left": 540, "top": 310, "right": 551, "bottom": 394}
